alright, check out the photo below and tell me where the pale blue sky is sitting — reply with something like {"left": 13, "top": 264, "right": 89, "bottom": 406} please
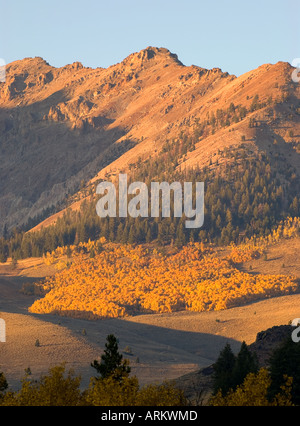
{"left": 1, "top": 0, "right": 299, "bottom": 76}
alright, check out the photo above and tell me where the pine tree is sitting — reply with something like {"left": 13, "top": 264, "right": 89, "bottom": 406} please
{"left": 231, "top": 341, "right": 258, "bottom": 387}
{"left": 175, "top": 222, "right": 186, "bottom": 247}
{"left": 91, "top": 334, "right": 131, "bottom": 382}
{"left": 0, "top": 371, "right": 8, "bottom": 395}
{"left": 213, "top": 341, "right": 259, "bottom": 398}
{"left": 116, "top": 222, "right": 124, "bottom": 242}
{"left": 66, "top": 245, "right": 72, "bottom": 259}
{"left": 212, "top": 343, "right": 236, "bottom": 396}
{"left": 268, "top": 335, "right": 300, "bottom": 405}
{"left": 0, "top": 238, "right": 8, "bottom": 263}
{"left": 128, "top": 225, "right": 136, "bottom": 245}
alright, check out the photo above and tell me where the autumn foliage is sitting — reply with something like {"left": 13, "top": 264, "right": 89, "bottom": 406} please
{"left": 210, "top": 368, "right": 293, "bottom": 406}
{"left": 29, "top": 235, "right": 299, "bottom": 320}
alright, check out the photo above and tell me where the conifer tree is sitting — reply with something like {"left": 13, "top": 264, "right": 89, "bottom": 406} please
{"left": 91, "top": 334, "right": 131, "bottom": 382}
{"left": 212, "top": 343, "right": 236, "bottom": 396}
{"left": 0, "top": 371, "right": 8, "bottom": 396}
{"left": 268, "top": 335, "right": 300, "bottom": 405}
{"left": 232, "top": 341, "right": 258, "bottom": 387}
{"left": 212, "top": 341, "right": 258, "bottom": 397}
{"left": 0, "top": 238, "right": 8, "bottom": 263}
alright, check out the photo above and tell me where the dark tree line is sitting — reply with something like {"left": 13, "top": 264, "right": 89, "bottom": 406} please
{"left": 213, "top": 331, "right": 300, "bottom": 406}
{"left": 212, "top": 341, "right": 258, "bottom": 396}
{"left": 1, "top": 135, "right": 300, "bottom": 261}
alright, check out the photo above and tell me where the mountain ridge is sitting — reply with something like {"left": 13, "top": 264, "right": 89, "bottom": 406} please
{"left": 0, "top": 47, "right": 299, "bottom": 235}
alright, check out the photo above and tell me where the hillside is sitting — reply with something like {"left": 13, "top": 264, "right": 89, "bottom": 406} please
{"left": 1, "top": 249, "right": 300, "bottom": 392}
{"left": 0, "top": 219, "right": 299, "bottom": 392}
{"left": 25, "top": 239, "right": 298, "bottom": 320}
{"left": 1, "top": 47, "right": 300, "bottom": 236}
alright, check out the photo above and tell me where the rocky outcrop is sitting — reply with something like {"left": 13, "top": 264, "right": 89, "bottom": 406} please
{"left": 0, "top": 47, "right": 299, "bottom": 233}
{"left": 248, "top": 325, "right": 295, "bottom": 367}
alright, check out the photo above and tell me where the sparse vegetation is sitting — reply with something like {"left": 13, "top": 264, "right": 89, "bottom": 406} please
{"left": 0, "top": 341, "right": 186, "bottom": 406}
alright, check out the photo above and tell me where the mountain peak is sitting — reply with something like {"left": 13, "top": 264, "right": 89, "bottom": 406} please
{"left": 1, "top": 46, "right": 299, "bottom": 234}
{"left": 5, "top": 56, "right": 51, "bottom": 73}
{"left": 121, "top": 46, "right": 184, "bottom": 69}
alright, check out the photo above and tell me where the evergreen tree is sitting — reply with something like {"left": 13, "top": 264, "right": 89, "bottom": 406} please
{"left": 0, "top": 238, "right": 8, "bottom": 263}
{"left": 128, "top": 225, "right": 136, "bottom": 245}
{"left": 0, "top": 371, "right": 8, "bottom": 396}
{"left": 66, "top": 245, "right": 72, "bottom": 259}
{"left": 116, "top": 222, "right": 124, "bottom": 242}
{"left": 2, "top": 143, "right": 300, "bottom": 253}
{"left": 213, "top": 341, "right": 258, "bottom": 397}
{"left": 175, "top": 222, "right": 186, "bottom": 247}
{"left": 145, "top": 227, "right": 152, "bottom": 243}
{"left": 231, "top": 341, "right": 258, "bottom": 387}
{"left": 212, "top": 343, "right": 236, "bottom": 396}
{"left": 268, "top": 335, "right": 300, "bottom": 405}
{"left": 91, "top": 334, "right": 131, "bottom": 382}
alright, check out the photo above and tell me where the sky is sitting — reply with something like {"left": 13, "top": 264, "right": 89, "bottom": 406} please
{"left": 1, "top": 0, "right": 300, "bottom": 76}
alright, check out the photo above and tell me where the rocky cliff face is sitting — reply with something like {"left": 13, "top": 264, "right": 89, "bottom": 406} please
{"left": 0, "top": 47, "right": 299, "bottom": 233}
{"left": 248, "top": 324, "right": 295, "bottom": 367}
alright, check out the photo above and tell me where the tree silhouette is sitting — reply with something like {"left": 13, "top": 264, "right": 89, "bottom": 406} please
{"left": 212, "top": 343, "right": 236, "bottom": 396}
{"left": 232, "top": 341, "right": 258, "bottom": 386}
{"left": 91, "top": 334, "right": 131, "bottom": 382}
{"left": 268, "top": 335, "right": 300, "bottom": 405}
{"left": 213, "top": 341, "right": 258, "bottom": 397}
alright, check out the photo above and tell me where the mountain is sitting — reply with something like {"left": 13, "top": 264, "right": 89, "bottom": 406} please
{"left": 0, "top": 46, "right": 300, "bottom": 236}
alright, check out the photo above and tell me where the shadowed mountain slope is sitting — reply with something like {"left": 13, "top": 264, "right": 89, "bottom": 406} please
{"left": 0, "top": 47, "right": 299, "bottom": 234}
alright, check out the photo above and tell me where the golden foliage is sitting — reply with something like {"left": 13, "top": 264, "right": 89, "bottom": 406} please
{"left": 85, "top": 376, "right": 186, "bottom": 406}
{"left": 0, "top": 363, "right": 186, "bottom": 406}
{"left": 209, "top": 368, "right": 293, "bottom": 406}
{"left": 85, "top": 375, "right": 139, "bottom": 406}
{"left": 1, "top": 364, "right": 82, "bottom": 406}
{"left": 228, "top": 217, "right": 300, "bottom": 264}
{"left": 29, "top": 239, "right": 299, "bottom": 320}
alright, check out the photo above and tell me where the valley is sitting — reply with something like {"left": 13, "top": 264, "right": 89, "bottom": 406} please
{"left": 0, "top": 230, "right": 299, "bottom": 392}
{"left": 1, "top": 46, "right": 300, "bottom": 405}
